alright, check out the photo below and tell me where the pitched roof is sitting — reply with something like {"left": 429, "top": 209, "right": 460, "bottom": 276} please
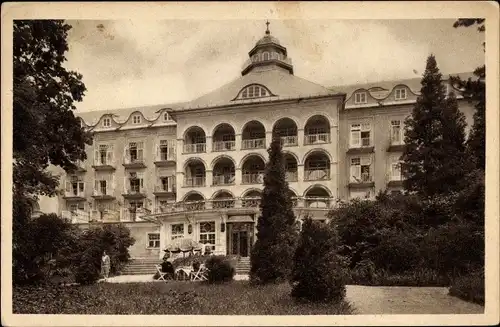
{"left": 330, "top": 72, "right": 475, "bottom": 99}
{"left": 184, "top": 68, "right": 338, "bottom": 110}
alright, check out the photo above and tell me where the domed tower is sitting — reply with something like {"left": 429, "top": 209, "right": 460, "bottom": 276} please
{"left": 241, "top": 21, "right": 294, "bottom": 76}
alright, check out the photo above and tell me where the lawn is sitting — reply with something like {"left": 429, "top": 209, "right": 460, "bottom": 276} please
{"left": 13, "top": 281, "right": 354, "bottom": 315}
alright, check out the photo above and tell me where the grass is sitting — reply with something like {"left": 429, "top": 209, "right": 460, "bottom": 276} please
{"left": 13, "top": 281, "right": 354, "bottom": 315}
{"left": 448, "top": 270, "right": 485, "bottom": 305}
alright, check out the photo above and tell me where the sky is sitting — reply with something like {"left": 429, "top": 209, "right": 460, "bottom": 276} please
{"left": 64, "top": 19, "right": 485, "bottom": 112}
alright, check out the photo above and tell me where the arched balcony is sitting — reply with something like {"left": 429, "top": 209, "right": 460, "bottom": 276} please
{"left": 242, "top": 121, "right": 266, "bottom": 150}
{"left": 212, "top": 191, "right": 235, "bottom": 209}
{"left": 183, "top": 192, "right": 205, "bottom": 211}
{"left": 304, "top": 151, "right": 331, "bottom": 181}
{"left": 212, "top": 123, "right": 236, "bottom": 152}
{"left": 184, "top": 159, "right": 206, "bottom": 187}
{"left": 304, "top": 186, "right": 331, "bottom": 208}
{"left": 242, "top": 189, "right": 261, "bottom": 208}
{"left": 284, "top": 153, "right": 298, "bottom": 182}
{"left": 304, "top": 115, "right": 331, "bottom": 145}
{"left": 273, "top": 118, "right": 298, "bottom": 147}
{"left": 241, "top": 155, "right": 265, "bottom": 185}
{"left": 212, "top": 157, "right": 236, "bottom": 186}
{"left": 184, "top": 126, "right": 206, "bottom": 154}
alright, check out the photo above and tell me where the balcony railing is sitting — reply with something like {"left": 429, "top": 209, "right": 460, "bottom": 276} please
{"left": 64, "top": 189, "right": 85, "bottom": 198}
{"left": 184, "top": 177, "right": 206, "bottom": 187}
{"left": 154, "top": 184, "right": 176, "bottom": 193}
{"left": 213, "top": 141, "right": 235, "bottom": 152}
{"left": 183, "top": 143, "right": 206, "bottom": 154}
{"left": 361, "top": 137, "right": 371, "bottom": 147}
{"left": 285, "top": 171, "right": 298, "bottom": 182}
{"left": 92, "top": 188, "right": 114, "bottom": 197}
{"left": 121, "top": 207, "right": 151, "bottom": 222}
{"left": 212, "top": 199, "right": 235, "bottom": 209}
{"left": 157, "top": 151, "right": 176, "bottom": 162}
{"left": 213, "top": 174, "right": 235, "bottom": 186}
{"left": 241, "top": 138, "right": 266, "bottom": 150}
{"left": 351, "top": 173, "right": 373, "bottom": 183}
{"left": 304, "top": 133, "right": 330, "bottom": 145}
{"left": 123, "top": 186, "right": 146, "bottom": 195}
{"left": 61, "top": 210, "right": 90, "bottom": 224}
{"left": 123, "top": 156, "right": 145, "bottom": 165}
{"left": 280, "top": 136, "right": 298, "bottom": 147}
{"left": 304, "top": 197, "right": 331, "bottom": 208}
{"left": 242, "top": 173, "right": 264, "bottom": 184}
{"left": 242, "top": 197, "right": 260, "bottom": 208}
{"left": 304, "top": 169, "right": 330, "bottom": 181}
{"left": 93, "top": 158, "right": 115, "bottom": 167}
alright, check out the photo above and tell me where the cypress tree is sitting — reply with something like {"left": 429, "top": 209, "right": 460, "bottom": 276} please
{"left": 401, "top": 54, "right": 470, "bottom": 197}
{"left": 250, "top": 137, "right": 298, "bottom": 284}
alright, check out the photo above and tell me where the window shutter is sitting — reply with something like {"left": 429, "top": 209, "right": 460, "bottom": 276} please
{"left": 350, "top": 165, "right": 361, "bottom": 183}
{"left": 111, "top": 174, "right": 115, "bottom": 194}
{"left": 65, "top": 181, "right": 71, "bottom": 193}
{"left": 94, "top": 149, "right": 99, "bottom": 165}
{"left": 138, "top": 142, "right": 144, "bottom": 160}
{"left": 79, "top": 182, "right": 84, "bottom": 193}
{"left": 123, "top": 176, "right": 127, "bottom": 193}
{"left": 138, "top": 172, "right": 144, "bottom": 190}
{"left": 351, "top": 131, "right": 361, "bottom": 147}
{"left": 154, "top": 142, "right": 159, "bottom": 161}
{"left": 94, "top": 180, "right": 99, "bottom": 193}
{"left": 168, "top": 139, "right": 176, "bottom": 158}
{"left": 107, "top": 145, "right": 113, "bottom": 163}
{"left": 124, "top": 145, "right": 130, "bottom": 162}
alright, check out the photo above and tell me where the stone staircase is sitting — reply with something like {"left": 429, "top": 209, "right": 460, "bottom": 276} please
{"left": 235, "top": 256, "right": 250, "bottom": 275}
{"left": 120, "top": 257, "right": 161, "bottom": 275}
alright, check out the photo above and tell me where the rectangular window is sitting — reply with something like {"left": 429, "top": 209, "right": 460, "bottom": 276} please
{"left": 128, "top": 172, "right": 144, "bottom": 193}
{"left": 390, "top": 120, "right": 403, "bottom": 145}
{"left": 171, "top": 224, "right": 184, "bottom": 241}
{"left": 354, "top": 92, "right": 367, "bottom": 104}
{"left": 147, "top": 233, "right": 160, "bottom": 248}
{"left": 350, "top": 124, "right": 361, "bottom": 147}
{"left": 390, "top": 157, "right": 402, "bottom": 180}
{"left": 103, "top": 118, "right": 111, "bottom": 127}
{"left": 99, "top": 180, "right": 107, "bottom": 195}
{"left": 199, "top": 221, "right": 216, "bottom": 250}
{"left": 395, "top": 88, "right": 407, "bottom": 100}
{"left": 160, "top": 176, "right": 169, "bottom": 191}
{"left": 163, "top": 112, "right": 171, "bottom": 121}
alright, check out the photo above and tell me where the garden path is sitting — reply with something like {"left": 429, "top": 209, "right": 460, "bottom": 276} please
{"left": 345, "top": 285, "right": 484, "bottom": 314}
{"left": 102, "top": 275, "right": 483, "bottom": 314}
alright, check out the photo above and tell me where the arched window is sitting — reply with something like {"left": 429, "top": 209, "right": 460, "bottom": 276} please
{"left": 263, "top": 52, "right": 270, "bottom": 61}
{"left": 236, "top": 84, "right": 272, "bottom": 100}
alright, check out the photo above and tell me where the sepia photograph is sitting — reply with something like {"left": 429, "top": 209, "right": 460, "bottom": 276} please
{"left": 1, "top": 2, "right": 499, "bottom": 326}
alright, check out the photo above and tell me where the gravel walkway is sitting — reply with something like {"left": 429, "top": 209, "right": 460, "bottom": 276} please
{"left": 345, "top": 285, "right": 484, "bottom": 314}
{"left": 103, "top": 275, "right": 483, "bottom": 314}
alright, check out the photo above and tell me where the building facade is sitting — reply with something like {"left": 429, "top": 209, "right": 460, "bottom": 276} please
{"left": 41, "top": 25, "right": 475, "bottom": 259}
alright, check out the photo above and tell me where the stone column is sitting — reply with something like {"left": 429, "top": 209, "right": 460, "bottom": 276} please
{"left": 235, "top": 168, "right": 242, "bottom": 186}
{"left": 297, "top": 128, "right": 305, "bottom": 147}
{"left": 205, "top": 136, "right": 212, "bottom": 153}
{"left": 235, "top": 134, "right": 242, "bottom": 151}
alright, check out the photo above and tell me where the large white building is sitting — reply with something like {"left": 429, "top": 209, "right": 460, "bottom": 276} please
{"left": 36, "top": 24, "right": 475, "bottom": 260}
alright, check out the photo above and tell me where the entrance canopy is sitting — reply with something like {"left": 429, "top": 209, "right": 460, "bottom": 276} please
{"left": 227, "top": 215, "right": 254, "bottom": 223}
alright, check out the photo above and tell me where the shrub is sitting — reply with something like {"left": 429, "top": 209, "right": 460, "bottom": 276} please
{"left": 449, "top": 268, "right": 484, "bottom": 305}
{"left": 171, "top": 254, "right": 213, "bottom": 269}
{"left": 291, "top": 218, "right": 347, "bottom": 303}
{"left": 205, "top": 256, "right": 235, "bottom": 283}
{"left": 74, "top": 247, "right": 101, "bottom": 285}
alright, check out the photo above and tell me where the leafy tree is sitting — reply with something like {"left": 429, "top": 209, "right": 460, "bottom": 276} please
{"left": 401, "top": 54, "right": 470, "bottom": 197}
{"left": 250, "top": 137, "right": 298, "bottom": 284}
{"left": 291, "top": 218, "right": 347, "bottom": 302}
{"left": 451, "top": 19, "right": 486, "bottom": 171}
{"left": 13, "top": 20, "right": 92, "bottom": 221}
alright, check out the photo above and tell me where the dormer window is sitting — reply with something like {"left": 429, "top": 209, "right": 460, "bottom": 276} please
{"left": 395, "top": 88, "right": 407, "bottom": 100}
{"left": 237, "top": 84, "right": 272, "bottom": 100}
{"left": 354, "top": 92, "right": 367, "bottom": 104}
{"left": 163, "top": 112, "right": 172, "bottom": 121}
{"left": 103, "top": 118, "right": 111, "bottom": 127}
{"left": 132, "top": 115, "right": 141, "bottom": 124}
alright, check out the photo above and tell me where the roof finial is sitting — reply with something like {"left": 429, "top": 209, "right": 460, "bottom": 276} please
{"left": 265, "top": 20, "right": 270, "bottom": 35}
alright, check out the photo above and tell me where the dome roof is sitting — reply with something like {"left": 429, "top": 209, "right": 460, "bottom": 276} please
{"left": 256, "top": 34, "right": 281, "bottom": 46}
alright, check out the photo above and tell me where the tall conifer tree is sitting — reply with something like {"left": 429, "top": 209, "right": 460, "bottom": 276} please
{"left": 401, "top": 54, "right": 469, "bottom": 197}
{"left": 250, "top": 137, "right": 298, "bottom": 284}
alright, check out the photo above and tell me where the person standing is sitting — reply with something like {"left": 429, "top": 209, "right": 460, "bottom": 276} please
{"left": 101, "top": 251, "right": 111, "bottom": 281}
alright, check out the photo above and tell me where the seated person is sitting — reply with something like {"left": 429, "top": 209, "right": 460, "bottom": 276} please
{"left": 161, "top": 258, "right": 175, "bottom": 279}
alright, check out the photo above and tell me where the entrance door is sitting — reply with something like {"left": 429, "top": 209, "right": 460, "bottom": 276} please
{"left": 231, "top": 230, "right": 249, "bottom": 257}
